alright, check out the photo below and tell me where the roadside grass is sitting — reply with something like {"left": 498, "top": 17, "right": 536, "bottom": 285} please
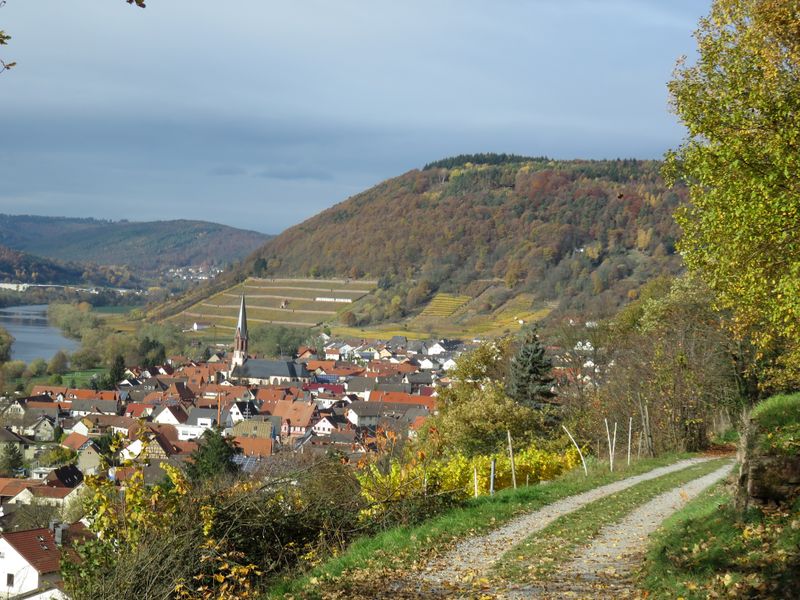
{"left": 750, "top": 392, "right": 800, "bottom": 427}
{"left": 640, "top": 485, "right": 800, "bottom": 599}
{"left": 495, "top": 458, "right": 731, "bottom": 583}
{"left": 264, "top": 453, "right": 697, "bottom": 599}
{"left": 750, "top": 392, "right": 800, "bottom": 455}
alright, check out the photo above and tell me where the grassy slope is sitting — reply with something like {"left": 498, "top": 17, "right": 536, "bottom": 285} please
{"left": 641, "top": 486, "right": 800, "bottom": 598}
{"left": 641, "top": 393, "right": 800, "bottom": 598}
{"left": 265, "top": 454, "right": 695, "bottom": 599}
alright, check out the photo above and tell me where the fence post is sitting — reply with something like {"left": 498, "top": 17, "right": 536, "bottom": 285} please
{"left": 490, "top": 458, "right": 496, "bottom": 496}
{"left": 627, "top": 416, "right": 633, "bottom": 466}
{"left": 473, "top": 465, "right": 479, "bottom": 498}
{"left": 562, "top": 425, "right": 588, "bottom": 476}
{"left": 507, "top": 430, "right": 517, "bottom": 490}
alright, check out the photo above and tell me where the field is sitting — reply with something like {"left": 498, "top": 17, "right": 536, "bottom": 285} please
{"left": 168, "top": 277, "right": 377, "bottom": 333}
{"left": 419, "top": 294, "right": 471, "bottom": 318}
{"left": 331, "top": 292, "right": 554, "bottom": 341}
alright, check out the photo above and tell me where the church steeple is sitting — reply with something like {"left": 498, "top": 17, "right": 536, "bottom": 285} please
{"left": 232, "top": 294, "right": 248, "bottom": 368}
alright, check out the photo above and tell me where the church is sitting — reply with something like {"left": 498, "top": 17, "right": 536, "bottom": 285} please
{"left": 228, "top": 295, "right": 311, "bottom": 386}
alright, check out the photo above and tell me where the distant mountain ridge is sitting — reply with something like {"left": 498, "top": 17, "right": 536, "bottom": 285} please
{"left": 0, "top": 215, "right": 270, "bottom": 273}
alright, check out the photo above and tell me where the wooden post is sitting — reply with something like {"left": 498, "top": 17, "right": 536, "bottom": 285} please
{"left": 627, "top": 416, "right": 633, "bottom": 466}
{"left": 611, "top": 421, "right": 618, "bottom": 472}
{"left": 490, "top": 458, "right": 496, "bottom": 496}
{"left": 473, "top": 465, "right": 479, "bottom": 498}
{"left": 562, "top": 425, "right": 588, "bottom": 476}
{"left": 526, "top": 474, "right": 529, "bottom": 487}
{"left": 644, "top": 403, "right": 655, "bottom": 457}
{"left": 507, "top": 430, "right": 517, "bottom": 490}
{"left": 604, "top": 418, "right": 613, "bottom": 472}
{"left": 637, "top": 430, "right": 644, "bottom": 459}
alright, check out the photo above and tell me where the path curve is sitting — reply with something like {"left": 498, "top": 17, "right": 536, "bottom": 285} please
{"left": 506, "top": 460, "right": 734, "bottom": 599}
{"left": 417, "top": 457, "right": 716, "bottom": 588}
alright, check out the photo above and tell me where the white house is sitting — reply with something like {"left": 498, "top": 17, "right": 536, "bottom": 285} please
{"left": 176, "top": 408, "right": 218, "bottom": 441}
{"left": 152, "top": 405, "right": 188, "bottom": 427}
{"left": 0, "top": 525, "right": 77, "bottom": 599}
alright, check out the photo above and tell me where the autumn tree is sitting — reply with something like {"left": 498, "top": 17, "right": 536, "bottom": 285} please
{"left": 48, "top": 350, "right": 69, "bottom": 375}
{"left": 666, "top": 0, "right": 800, "bottom": 389}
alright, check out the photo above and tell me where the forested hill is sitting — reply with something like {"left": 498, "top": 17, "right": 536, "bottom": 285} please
{"left": 237, "top": 157, "right": 685, "bottom": 316}
{"left": 0, "top": 215, "right": 269, "bottom": 273}
{"left": 0, "top": 244, "right": 131, "bottom": 287}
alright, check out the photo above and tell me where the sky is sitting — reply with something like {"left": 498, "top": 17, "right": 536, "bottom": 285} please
{"left": 0, "top": 0, "right": 709, "bottom": 235}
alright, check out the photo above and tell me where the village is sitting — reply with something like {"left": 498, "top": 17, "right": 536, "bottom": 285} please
{"left": 0, "top": 296, "right": 477, "bottom": 599}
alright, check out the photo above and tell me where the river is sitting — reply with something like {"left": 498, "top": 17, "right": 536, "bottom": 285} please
{"left": 0, "top": 305, "right": 80, "bottom": 363}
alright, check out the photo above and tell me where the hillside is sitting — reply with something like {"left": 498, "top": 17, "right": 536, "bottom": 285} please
{"left": 167, "top": 277, "right": 376, "bottom": 333}
{"left": 0, "top": 244, "right": 133, "bottom": 287}
{"left": 250, "top": 157, "right": 684, "bottom": 318}
{"left": 153, "top": 156, "right": 687, "bottom": 330}
{"left": 0, "top": 215, "right": 269, "bottom": 272}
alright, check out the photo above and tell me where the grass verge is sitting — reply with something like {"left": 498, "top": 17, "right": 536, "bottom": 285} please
{"left": 640, "top": 484, "right": 800, "bottom": 599}
{"left": 495, "top": 458, "right": 731, "bottom": 583}
{"left": 264, "top": 453, "right": 699, "bottom": 599}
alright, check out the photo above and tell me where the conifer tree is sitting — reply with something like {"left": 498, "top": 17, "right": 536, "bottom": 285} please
{"left": 507, "top": 327, "right": 556, "bottom": 409}
{"left": 0, "top": 443, "right": 24, "bottom": 476}
{"left": 185, "top": 429, "right": 239, "bottom": 481}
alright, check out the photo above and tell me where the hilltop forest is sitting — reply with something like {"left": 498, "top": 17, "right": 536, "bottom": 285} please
{"left": 237, "top": 157, "right": 685, "bottom": 321}
{"left": 0, "top": 215, "right": 269, "bottom": 274}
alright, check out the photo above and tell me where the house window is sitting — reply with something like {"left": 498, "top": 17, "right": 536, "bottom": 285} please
{"left": 6, "top": 573, "right": 13, "bottom": 587}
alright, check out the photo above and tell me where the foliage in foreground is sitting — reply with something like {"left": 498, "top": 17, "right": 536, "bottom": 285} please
{"left": 63, "top": 454, "right": 365, "bottom": 600}
{"left": 268, "top": 453, "right": 696, "bottom": 599}
{"left": 357, "top": 441, "right": 579, "bottom": 527}
{"left": 667, "top": 0, "right": 800, "bottom": 391}
{"left": 642, "top": 485, "right": 800, "bottom": 599}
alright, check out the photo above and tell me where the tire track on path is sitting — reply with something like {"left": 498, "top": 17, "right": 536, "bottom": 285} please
{"left": 407, "top": 457, "right": 718, "bottom": 596}
{"left": 504, "top": 460, "right": 734, "bottom": 599}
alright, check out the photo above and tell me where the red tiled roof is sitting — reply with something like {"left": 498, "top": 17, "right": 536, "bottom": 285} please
{"left": 31, "top": 486, "right": 75, "bottom": 500}
{"left": 2, "top": 524, "right": 89, "bottom": 574}
{"left": 233, "top": 436, "right": 272, "bottom": 457}
{"left": 368, "top": 391, "right": 437, "bottom": 412}
{"left": 125, "top": 403, "right": 157, "bottom": 418}
{"left": 60, "top": 432, "right": 90, "bottom": 452}
{"left": 0, "top": 478, "right": 43, "bottom": 498}
{"left": 271, "top": 400, "right": 318, "bottom": 428}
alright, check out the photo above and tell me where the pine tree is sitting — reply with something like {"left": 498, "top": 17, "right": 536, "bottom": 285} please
{"left": 109, "top": 354, "right": 126, "bottom": 387}
{"left": 0, "top": 443, "right": 24, "bottom": 476}
{"left": 507, "top": 327, "right": 556, "bottom": 409}
{"left": 185, "top": 429, "right": 239, "bottom": 481}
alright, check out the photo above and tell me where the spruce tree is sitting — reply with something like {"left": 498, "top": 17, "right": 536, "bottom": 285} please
{"left": 109, "top": 354, "right": 126, "bottom": 387}
{"left": 0, "top": 443, "right": 24, "bottom": 476}
{"left": 507, "top": 327, "right": 556, "bottom": 409}
{"left": 185, "top": 429, "right": 239, "bottom": 481}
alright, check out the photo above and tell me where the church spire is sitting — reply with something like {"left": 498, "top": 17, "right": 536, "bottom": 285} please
{"left": 232, "top": 293, "right": 248, "bottom": 368}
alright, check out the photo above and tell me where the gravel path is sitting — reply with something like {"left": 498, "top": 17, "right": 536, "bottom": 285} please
{"left": 505, "top": 460, "right": 734, "bottom": 599}
{"left": 414, "top": 456, "right": 717, "bottom": 594}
